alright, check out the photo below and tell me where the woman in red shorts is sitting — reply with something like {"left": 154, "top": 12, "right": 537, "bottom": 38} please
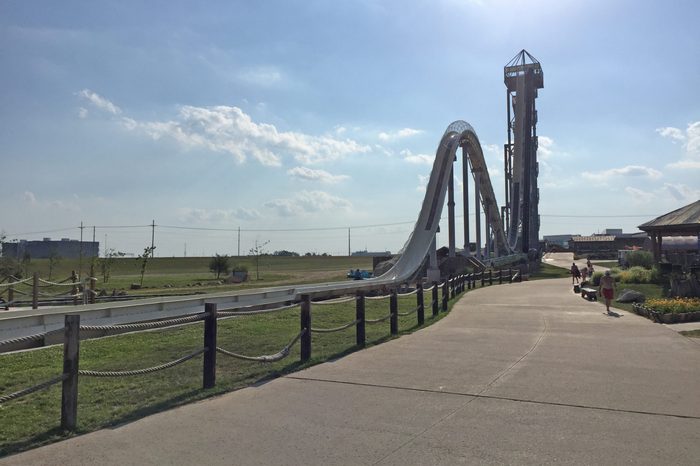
{"left": 598, "top": 270, "right": 616, "bottom": 314}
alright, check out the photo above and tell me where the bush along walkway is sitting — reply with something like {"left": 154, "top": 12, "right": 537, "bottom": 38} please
{"left": 632, "top": 298, "right": 700, "bottom": 324}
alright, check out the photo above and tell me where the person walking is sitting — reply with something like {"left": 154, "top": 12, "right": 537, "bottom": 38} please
{"left": 599, "top": 270, "right": 616, "bottom": 314}
{"left": 570, "top": 263, "right": 581, "bottom": 285}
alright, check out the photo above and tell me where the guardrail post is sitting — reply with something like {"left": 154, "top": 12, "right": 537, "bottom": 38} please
{"left": 389, "top": 290, "right": 398, "bottom": 335}
{"left": 88, "top": 277, "right": 96, "bottom": 304}
{"left": 71, "top": 271, "right": 78, "bottom": 305}
{"left": 61, "top": 314, "right": 80, "bottom": 431}
{"left": 416, "top": 282, "right": 424, "bottom": 326}
{"left": 355, "top": 291, "right": 365, "bottom": 347}
{"left": 32, "top": 272, "right": 39, "bottom": 309}
{"left": 441, "top": 280, "right": 448, "bottom": 312}
{"left": 509, "top": 267, "right": 513, "bottom": 283}
{"left": 432, "top": 282, "right": 438, "bottom": 317}
{"left": 300, "top": 294, "right": 311, "bottom": 362}
{"left": 203, "top": 303, "right": 217, "bottom": 389}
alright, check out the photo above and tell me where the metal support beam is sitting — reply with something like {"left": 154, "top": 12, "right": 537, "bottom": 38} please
{"left": 474, "top": 172, "right": 482, "bottom": 259}
{"left": 462, "top": 145, "right": 470, "bottom": 254}
{"left": 448, "top": 165, "right": 456, "bottom": 258}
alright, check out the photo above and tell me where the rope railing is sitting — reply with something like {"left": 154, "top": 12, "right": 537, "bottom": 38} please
{"left": 397, "top": 306, "right": 419, "bottom": 317}
{"left": 78, "top": 348, "right": 206, "bottom": 377}
{"left": 37, "top": 277, "right": 76, "bottom": 287}
{"left": 312, "top": 296, "right": 356, "bottom": 305}
{"left": 216, "top": 328, "right": 307, "bottom": 363}
{"left": 0, "top": 328, "right": 63, "bottom": 349}
{"left": 0, "top": 374, "right": 66, "bottom": 405}
{"left": 217, "top": 302, "right": 299, "bottom": 317}
{"left": 80, "top": 313, "right": 206, "bottom": 333}
{"left": 365, "top": 294, "right": 390, "bottom": 301}
{"left": 397, "top": 288, "right": 418, "bottom": 296}
{"left": 310, "top": 319, "right": 360, "bottom": 333}
{"left": 0, "top": 277, "right": 32, "bottom": 288}
{"left": 365, "top": 313, "right": 392, "bottom": 324}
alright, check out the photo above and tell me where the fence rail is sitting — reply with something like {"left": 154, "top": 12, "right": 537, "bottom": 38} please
{"left": 0, "top": 267, "right": 521, "bottom": 432}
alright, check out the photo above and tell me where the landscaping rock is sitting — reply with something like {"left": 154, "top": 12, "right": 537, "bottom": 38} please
{"left": 616, "top": 289, "right": 645, "bottom": 303}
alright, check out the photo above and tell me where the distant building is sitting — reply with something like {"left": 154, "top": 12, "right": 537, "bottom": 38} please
{"left": 543, "top": 234, "right": 575, "bottom": 248}
{"left": 570, "top": 235, "right": 616, "bottom": 258}
{"left": 1, "top": 238, "right": 99, "bottom": 259}
{"left": 351, "top": 250, "right": 391, "bottom": 257}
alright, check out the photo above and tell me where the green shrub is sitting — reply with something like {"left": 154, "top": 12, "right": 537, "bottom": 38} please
{"left": 625, "top": 250, "right": 653, "bottom": 269}
{"left": 617, "top": 266, "right": 652, "bottom": 284}
{"left": 591, "top": 271, "right": 603, "bottom": 286}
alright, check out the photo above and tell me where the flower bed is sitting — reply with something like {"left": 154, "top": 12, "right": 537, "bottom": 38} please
{"left": 632, "top": 298, "right": 700, "bottom": 324}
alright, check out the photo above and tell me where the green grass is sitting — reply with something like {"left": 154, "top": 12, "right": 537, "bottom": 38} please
{"left": 529, "top": 262, "right": 571, "bottom": 280}
{"left": 2, "top": 256, "right": 374, "bottom": 301}
{"left": 680, "top": 330, "right": 700, "bottom": 338}
{"left": 0, "top": 278, "right": 497, "bottom": 457}
{"left": 609, "top": 283, "right": 666, "bottom": 313}
{"left": 593, "top": 261, "right": 618, "bottom": 268}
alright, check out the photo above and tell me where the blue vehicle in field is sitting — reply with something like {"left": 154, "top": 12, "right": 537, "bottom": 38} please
{"left": 347, "top": 269, "right": 373, "bottom": 280}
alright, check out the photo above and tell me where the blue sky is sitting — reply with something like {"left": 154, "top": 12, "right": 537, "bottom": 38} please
{"left": 1, "top": 0, "right": 698, "bottom": 257}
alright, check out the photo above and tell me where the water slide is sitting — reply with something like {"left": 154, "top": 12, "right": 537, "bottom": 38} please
{"left": 376, "top": 120, "right": 512, "bottom": 283}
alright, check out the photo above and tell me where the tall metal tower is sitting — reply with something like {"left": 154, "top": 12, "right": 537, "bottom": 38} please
{"left": 503, "top": 50, "right": 543, "bottom": 254}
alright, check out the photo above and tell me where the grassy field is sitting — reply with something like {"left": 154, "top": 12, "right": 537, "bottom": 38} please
{"left": 2, "top": 256, "right": 374, "bottom": 300}
{"left": 680, "top": 329, "right": 700, "bottom": 338}
{"left": 529, "top": 262, "right": 571, "bottom": 280}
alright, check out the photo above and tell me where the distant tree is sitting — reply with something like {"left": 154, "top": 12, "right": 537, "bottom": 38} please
{"left": 249, "top": 240, "right": 270, "bottom": 280}
{"left": 100, "top": 249, "right": 125, "bottom": 283}
{"left": 209, "top": 254, "right": 230, "bottom": 279}
{"left": 136, "top": 246, "right": 156, "bottom": 287}
{"left": 0, "top": 257, "right": 22, "bottom": 281}
{"left": 0, "top": 230, "right": 5, "bottom": 257}
{"left": 47, "top": 248, "right": 61, "bottom": 280}
{"left": 273, "top": 250, "right": 299, "bottom": 257}
{"left": 21, "top": 251, "right": 31, "bottom": 277}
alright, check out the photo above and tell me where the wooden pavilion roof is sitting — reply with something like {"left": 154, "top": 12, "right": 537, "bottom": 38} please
{"left": 638, "top": 200, "right": 700, "bottom": 234}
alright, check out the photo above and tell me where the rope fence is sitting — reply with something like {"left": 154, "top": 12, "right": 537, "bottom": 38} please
{"left": 79, "top": 348, "right": 206, "bottom": 377}
{"left": 216, "top": 328, "right": 307, "bottom": 363}
{"left": 311, "top": 319, "right": 360, "bottom": 333}
{"left": 0, "top": 265, "right": 522, "bottom": 431}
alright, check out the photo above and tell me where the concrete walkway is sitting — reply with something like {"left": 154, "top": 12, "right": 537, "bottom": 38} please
{"left": 3, "top": 277, "right": 699, "bottom": 465}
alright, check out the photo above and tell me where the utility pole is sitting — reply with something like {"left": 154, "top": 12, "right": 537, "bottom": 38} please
{"left": 78, "top": 222, "right": 84, "bottom": 279}
{"left": 348, "top": 228, "right": 351, "bottom": 257}
{"left": 237, "top": 227, "right": 240, "bottom": 257}
{"left": 151, "top": 219, "right": 155, "bottom": 257}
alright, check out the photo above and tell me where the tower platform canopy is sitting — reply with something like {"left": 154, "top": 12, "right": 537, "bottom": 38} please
{"left": 504, "top": 49, "right": 544, "bottom": 89}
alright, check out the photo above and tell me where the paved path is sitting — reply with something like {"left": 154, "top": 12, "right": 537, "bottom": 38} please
{"left": 3, "top": 277, "right": 699, "bottom": 465}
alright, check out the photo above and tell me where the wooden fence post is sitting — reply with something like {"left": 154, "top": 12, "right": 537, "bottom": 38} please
{"left": 89, "top": 277, "right": 97, "bottom": 304}
{"left": 61, "top": 314, "right": 80, "bottom": 431}
{"left": 509, "top": 267, "right": 513, "bottom": 283}
{"left": 450, "top": 275, "right": 456, "bottom": 299}
{"left": 416, "top": 282, "right": 424, "bottom": 326}
{"left": 300, "top": 294, "right": 311, "bottom": 362}
{"left": 5, "top": 286, "right": 11, "bottom": 310}
{"left": 489, "top": 270, "right": 493, "bottom": 286}
{"left": 467, "top": 273, "right": 472, "bottom": 290}
{"left": 432, "top": 282, "right": 439, "bottom": 317}
{"left": 481, "top": 271, "right": 485, "bottom": 287}
{"left": 32, "top": 272, "right": 39, "bottom": 310}
{"left": 71, "top": 270, "right": 78, "bottom": 306}
{"left": 441, "top": 280, "right": 448, "bottom": 312}
{"left": 355, "top": 291, "right": 365, "bottom": 347}
{"left": 499, "top": 269, "right": 503, "bottom": 285}
{"left": 390, "top": 290, "right": 398, "bottom": 335}
{"left": 203, "top": 303, "right": 217, "bottom": 389}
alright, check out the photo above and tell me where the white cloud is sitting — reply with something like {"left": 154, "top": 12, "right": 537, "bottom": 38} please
{"left": 663, "top": 183, "right": 700, "bottom": 203}
{"left": 237, "top": 66, "right": 283, "bottom": 87}
{"left": 264, "top": 191, "right": 351, "bottom": 217}
{"left": 287, "top": 166, "right": 349, "bottom": 184}
{"left": 659, "top": 121, "right": 700, "bottom": 169}
{"left": 538, "top": 136, "right": 555, "bottom": 159}
{"left": 656, "top": 126, "right": 685, "bottom": 142}
{"left": 24, "top": 191, "right": 37, "bottom": 205}
{"left": 483, "top": 144, "right": 500, "bottom": 158}
{"left": 77, "top": 89, "right": 121, "bottom": 115}
{"left": 400, "top": 149, "right": 433, "bottom": 165}
{"left": 119, "top": 105, "right": 370, "bottom": 166}
{"left": 378, "top": 128, "right": 423, "bottom": 141}
{"left": 177, "top": 207, "right": 261, "bottom": 223}
{"left": 78, "top": 107, "right": 88, "bottom": 119}
{"left": 624, "top": 187, "right": 654, "bottom": 203}
{"left": 416, "top": 174, "right": 429, "bottom": 192}
{"left": 582, "top": 165, "right": 662, "bottom": 182}
{"left": 334, "top": 126, "right": 347, "bottom": 135}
